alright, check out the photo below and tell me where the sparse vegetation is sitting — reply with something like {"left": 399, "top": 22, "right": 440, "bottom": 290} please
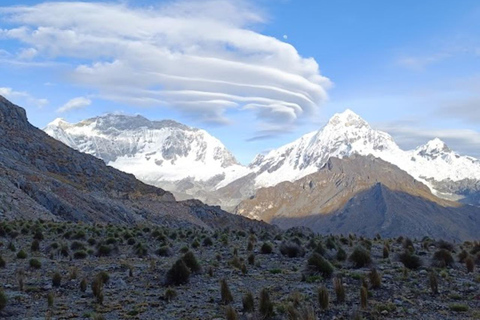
{"left": 349, "top": 246, "right": 372, "bottom": 268}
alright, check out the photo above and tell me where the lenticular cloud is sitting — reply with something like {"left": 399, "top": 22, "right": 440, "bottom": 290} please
{"left": 0, "top": 0, "right": 331, "bottom": 125}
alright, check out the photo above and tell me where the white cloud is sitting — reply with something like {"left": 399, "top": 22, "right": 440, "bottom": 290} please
{"left": 57, "top": 96, "right": 91, "bottom": 113}
{"left": 376, "top": 122, "right": 480, "bottom": 158}
{"left": 17, "top": 47, "right": 37, "bottom": 60}
{"left": 397, "top": 53, "right": 451, "bottom": 71}
{"left": 0, "top": 0, "right": 331, "bottom": 126}
{"left": 0, "top": 86, "right": 48, "bottom": 107}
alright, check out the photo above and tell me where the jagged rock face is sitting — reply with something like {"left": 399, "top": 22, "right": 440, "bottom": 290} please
{"left": 236, "top": 155, "right": 480, "bottom": 241}
{"left": 0, "top": 95, "right": 273, "bottom": 232}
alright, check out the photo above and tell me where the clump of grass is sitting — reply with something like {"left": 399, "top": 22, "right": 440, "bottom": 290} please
{"left": 449, "top": 304, "right": 468, "bottom": 312}
{"left": 165, "top": 259, "right": 190, "bottom": 286}
{"left": 164, "top": 288, "right": 177, "bottom": 302}
{"left": 156, "top": 246, "right": 173, "bottom": 257}
{"left": 31, "top": 240, "right": 40, "bottom": 252}
{"left": 465, "top": 256, "right": 475, "bottom": 273}
{"left": 0, "top": 255, "right": 5, "bottom": 268}
{"left": 29, "top": 258, "right": 41, "bottom": 269}
{"left": 383, "top": 245, "right": 389, "bottom": 259}
{"left": 0, "top": 289, "right": 7, "bottom": 311}
{"left": 220, "top": 278, "right": 233, "bottom": 305}
{"left": 399, "top": 251, "right": 422, "bottom": 269}
{"left": 47, "top": 292, "right": 54, "bottom": 308}
{"left": 369, "top": 268, "right": 381, "bottom": 289}
{"left": 202, "top": 237, "right": 213, "bottom": 247}
{"left": 307, "top": 253, "right": 334, "bottom": 278}
{"left": 429, "top": 271, "right": 438, "bottom": 294}
{"left": 349, "top": 246, "right": 372, "bottom": 268}
{"left": 432, "top": 249, "right": 454, "bottom": 268}
{"left": 261, "top": 242, "right": 273, "bottom": 254}
{"left": 80, "top": 278, "right": 87, "bottom": 292}
{"left": 225, "top": 305, "right": 238, "bottom": 320}
{"left": 317, "top": 285, "right": 329, "bottom": 310}
{"left": 336, "top": 247, "right": 347, "bottom": 261}
{"left": 16, "top": 268, "right": 25, "bottom": 291}
{"left": 360, "top": 286, "right": 368, "bottom": 309}
{"left": 248, "top": 254, "right": 255, "bottom": 265}
{"left": 333, "top": 277, "right": 345, "bottom": 303}
{"left": 259, "top": 288, "right": 274, "bottom": 319}
{"left": 52, "top": 272, "right": 62, "bottom": 287}
{"left": 91, "top": 275, "right": 104, "bottom": 304}
{"left": 242, "top": 291, "right": 255, "bottom": 312}
{"left": 279, "top": 241, "right": 305, "bottom": 258}
{"left": 182, "top": 251, "right": 201, "bottom": 273}
{"left": 16, "top": 249, "right": 27, "bottom": 259}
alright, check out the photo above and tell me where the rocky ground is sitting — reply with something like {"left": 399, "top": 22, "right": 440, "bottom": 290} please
{"left": 0, "top": 220, "right": 479, "bottom": 320}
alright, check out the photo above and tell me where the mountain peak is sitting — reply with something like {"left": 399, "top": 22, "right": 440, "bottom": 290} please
{"left": 327, "top": 109, "right": 369, "bottom": 129}
{"left": 418, "top": 138, "right": 451, "bottom": 154}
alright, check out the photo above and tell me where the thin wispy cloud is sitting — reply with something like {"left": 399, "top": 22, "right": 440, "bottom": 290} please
{"left": 57, "top": 96, "right": 91, "bottom": 113}
{"left": 0, "top": 86, "right": 48, "bottom": 107}
{"left": 397, "top": 53, "right": 451, "bottom": 71}
{"left": 0, "top": 0, "right": 331, "bottom": 126}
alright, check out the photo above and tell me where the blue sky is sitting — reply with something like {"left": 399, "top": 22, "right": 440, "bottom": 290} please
{"left": 1, "top": 0, "right": 479, "bottom": 164}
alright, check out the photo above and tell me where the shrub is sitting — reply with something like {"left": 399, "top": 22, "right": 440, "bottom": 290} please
{"left": 317, "top": 285, "right": 329, "bottom": 310}
{"left": 165, "top": 259, "right": 190, "bottom": 286}
{"left": 247, "top": 241, "right": 254, "bottom": 251}
{"left": 156, "top": 246, "right": 173, "bottom": 257}
{"left": 429, "top": 271, "right": 438, "bottom": 294}
{"left": 91, "top": 276, "right": 104, "bottom": 304}
{"left": 259, "top": 288, "right": 274, "bottom": 319}
{"left": 260, "top": 242, "right": 273, "bottom": 254}
{"left": 220, "top": 279, "right": 233, "bottom": 305}
{"left": 71, "top": 241, "right": 85, "bottom": 251}
{"left": 0, "top": 255, "right": 5, "bottom": 268}
{"left": 326, "top": 237, "right": 337, "bottom": 250}
{"left": 203, "top": 237, "right": 213, "bottom": 247}
{"left": 399, "top": 251, "right": 422, "bottom": 270}
{"left": 248, "top": 254, "right": 255, "bottom": 265}
{"left": 52, "top": 272, "right": 62, "bottom": 287}
{"left": 96, "top": 245, "right": 111, "bottom": 257}
{"left": 98, "top": 271, "right": 110, "bottom": 284}
{"left": 29, "top": 258, "right": 41, "bottom": 269}
{"left": 383, "top": 245, "right": 390, "bottom": 259}
{"left": 74, "top": 251, "right": 87, "bottom": 259}
{"left": 360, "top": 286, "right": 368, "bottom": 309}
{"left": 314, "top": 242, "right": 326, "bottom": 255}
{"left": 80, "top": 278, "right": 87, "bottom": 292}
{"left": 242, "top": 291, "right": 255, "bottom": 312}
{"left": 225, "top": 305, "right": 238, "bottom": 320}
{"left": 432, "top": 249, "right": 454, "bottom": 268}
{"left": 164, "top": 288, "right": 177, "bottom": 302}
{"left": 279, "top": 242, "right": 305, "bottom": 258}
{"left": 0, "top": 289, "right": 6, "bottom": 311}
{"left": 307, "top": 253, "right": 334, "bottom": 278}
{"left": 465, "top": 256, "right": 475, "bottom": 273}
{"left": 31, "top": 240, "right": 40, "bottom": 252}
{"left": 333, "top": 277, "right": 345, "bottom": 303}
{"left": 47, "top": 292, "right": 54, "bottom": 308}
{"left": 336, "top": 247, "right": 347, "bottom": 261}
{"left": 449, "top": 304, "right": 468, "bottom": 312}
{"left": 349, "top": 246, "right": 372, "bottom": 268}
{"left": 182, "top": 251, "right": 201, "bottom": 273}
{"left": 369, "top": 268, "right": 381, "bottom": 289}
{"left": 437, "top": 240, "right": 454, "bottom": 252}
{"left": 16, "top": 249, "right": 27, "bottom": 259}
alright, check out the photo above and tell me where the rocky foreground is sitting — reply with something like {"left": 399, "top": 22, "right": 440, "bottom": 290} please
{"left": 0, "top": 220, "right": 479, "bottom": 319}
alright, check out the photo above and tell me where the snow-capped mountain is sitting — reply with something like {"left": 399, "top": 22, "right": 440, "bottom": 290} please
{"left": 250, "top": 110, "right": 480, "bottom": 199}
{"left": 44, "top": 114, "right": 250, "bottom": 193}
{"left": 44, "top": 110, "right": 480, "bottom": 208}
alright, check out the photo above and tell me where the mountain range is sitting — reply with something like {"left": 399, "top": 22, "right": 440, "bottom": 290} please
{"left": 0, "top": 95, "right": 271, "bottom": 232}
{"left": 45, "top": 109, "right": 480, "bottom": 209}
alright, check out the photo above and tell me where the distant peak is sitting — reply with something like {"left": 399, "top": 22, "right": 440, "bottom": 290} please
{"left": 48, "top": 118, "right": 68, "bottom": 126}
{"left": 326, "top": 109, "right": 369, "bottom": 128}
{"left": 417, "top": 138, "right": 451, "bottom": 154}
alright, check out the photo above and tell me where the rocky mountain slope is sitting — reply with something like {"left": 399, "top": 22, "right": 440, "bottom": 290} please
{"left": 0, "top": 95, "right": 271, "bottom": 231}
{"left": 236, "top": 155, "right": 480, "bottom": 241}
